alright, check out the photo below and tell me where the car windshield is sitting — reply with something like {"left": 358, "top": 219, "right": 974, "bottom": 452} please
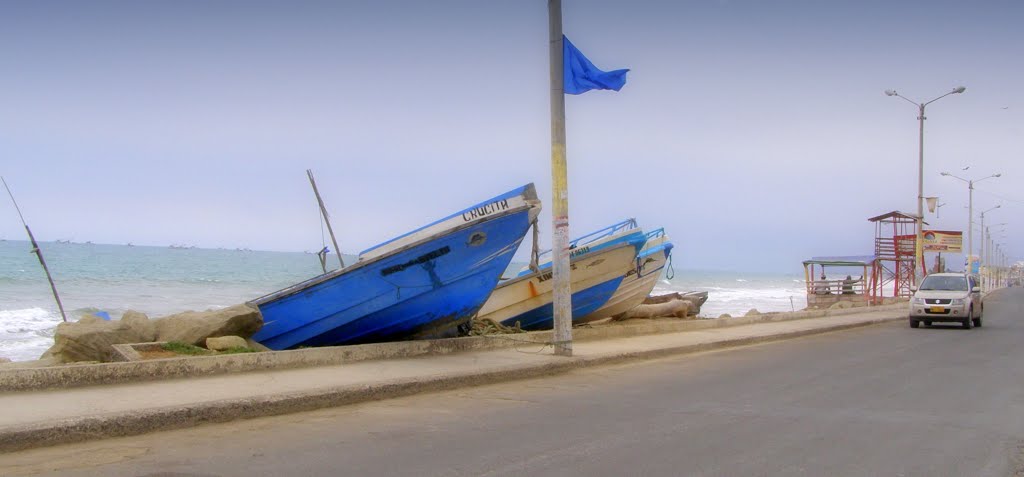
{"left": 919, "top": 276, "right": 968, "bottom": 291}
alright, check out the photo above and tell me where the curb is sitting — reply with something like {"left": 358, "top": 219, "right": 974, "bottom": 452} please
{"left": 0, "top": 303, "right": 906, "bottom": 392}
{"left": 0, "top": 312, "right": 902, "bottom": 453}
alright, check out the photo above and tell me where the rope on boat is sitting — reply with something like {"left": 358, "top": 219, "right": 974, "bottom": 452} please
{"left": 528, "top": 218, "right": 541, "bottom": 273}
{"left": 469, "top": 317, "right": 526, "bottom": 335}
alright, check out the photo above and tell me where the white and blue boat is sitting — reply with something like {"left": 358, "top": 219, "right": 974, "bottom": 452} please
{"left": 476, "top": 219, "right": 647, "bottom": 330}
{"left": 250, "top": 184, "right": 541, "bottom": 349}
{"left": 579, "top": 228, "right": 674, "bottom": 323}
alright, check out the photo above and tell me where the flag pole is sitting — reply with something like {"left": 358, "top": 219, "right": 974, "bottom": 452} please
{"left": 548, "top": 0, "right": 572, "bottom": 356}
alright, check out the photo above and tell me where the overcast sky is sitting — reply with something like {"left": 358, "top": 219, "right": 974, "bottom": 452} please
{"left": 1, "top": 0, "right": 1021, "bottom": 272}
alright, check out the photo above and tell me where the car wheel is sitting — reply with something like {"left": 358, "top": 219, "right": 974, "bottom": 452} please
{"left": 910, "top": 319, "right": 920, "bottom": 328}
{"left": 973, "top": 317, "right": 982, "bottom": 327}
{"left": 962, "top": 311, "right": 973, "bottom": 330}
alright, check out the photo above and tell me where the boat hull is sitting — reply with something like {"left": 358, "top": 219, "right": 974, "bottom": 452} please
{"left": 477, "top": 239, "right": 644, "bottom": 331}
{"left": 251, "top": 184, "right": 540, "bottom": 349}
{"left": 580, "top": 233, "right": 673, "bottom": 323}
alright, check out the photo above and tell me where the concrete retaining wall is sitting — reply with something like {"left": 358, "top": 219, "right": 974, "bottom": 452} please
{"left": 0, "top": 303, "right": 905, "bottom": 392}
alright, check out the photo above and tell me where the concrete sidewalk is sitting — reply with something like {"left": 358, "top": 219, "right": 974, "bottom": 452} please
{"left": 0, "top": 307, "right": 904, "bottom": 452}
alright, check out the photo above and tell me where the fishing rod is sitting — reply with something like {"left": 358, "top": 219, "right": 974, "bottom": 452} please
{"left": 2, "top": 176, "right": 68, "bottom": 322}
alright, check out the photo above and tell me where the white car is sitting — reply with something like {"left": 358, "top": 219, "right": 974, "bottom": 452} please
{"left": 909, "top": 273, "right": 983, "bottom": 329}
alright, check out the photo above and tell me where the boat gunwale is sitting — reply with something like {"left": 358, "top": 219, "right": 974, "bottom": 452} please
{"left": 493, "top": 240, "right": 641, "bottom": 290}
{"left": 359, "top": 184, "right": 538, "bottom": 257}
{"left": 248, "top": 201, "right": 538, "bottom": 306}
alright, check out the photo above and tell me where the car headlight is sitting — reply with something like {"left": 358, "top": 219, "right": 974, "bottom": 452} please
{"left": 912, "top": 298, "right": 925, "bottom": 305}
{"left": 950, "top": 298, "right": 965, "bottom": 305}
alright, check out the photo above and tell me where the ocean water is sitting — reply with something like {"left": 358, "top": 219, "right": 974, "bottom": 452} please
{"left": 0, "top": 240, "right": 807, "bottom": 361}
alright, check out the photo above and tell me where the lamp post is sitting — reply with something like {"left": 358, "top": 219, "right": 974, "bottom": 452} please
{"left": 886, "top": 86, "right": 966, "bottom": 283}
{"left": 986, "top": 225, "right": 1007, "bottom": 290}
{"left": 939, "top": 171, "right": 1000, "bottom": 274}
{"left": 979, "top": 205, "right": 1001, "bottom": 272}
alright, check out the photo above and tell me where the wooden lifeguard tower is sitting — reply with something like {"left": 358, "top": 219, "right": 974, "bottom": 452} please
{"left": 868, "top": 211, "right": 922, "bottom": 301}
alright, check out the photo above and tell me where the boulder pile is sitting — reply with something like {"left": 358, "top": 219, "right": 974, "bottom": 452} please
{"left": 42, "top": 304, "right": 263, "bottom": 364}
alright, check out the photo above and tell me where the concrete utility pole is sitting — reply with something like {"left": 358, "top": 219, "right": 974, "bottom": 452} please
{"left": 940, "top": 170, "right": 999, "bottom": 275}
{"left": 548, "top": 0, "right": 572, "bottom": 356}
{"left": 885, "top": 86, "right": 965, "bottom": 283}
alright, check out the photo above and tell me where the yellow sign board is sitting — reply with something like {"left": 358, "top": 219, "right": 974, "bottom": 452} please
{"left": 922, "top": 230, "right": 962, "bottom": 253}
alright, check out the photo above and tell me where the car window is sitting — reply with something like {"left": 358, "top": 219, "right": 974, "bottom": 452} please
{"left": 920, "top": 276, "right": 968, "bottom": 291}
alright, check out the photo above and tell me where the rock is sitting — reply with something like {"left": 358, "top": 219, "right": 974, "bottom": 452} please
{"left": 43, "top": 319, "right": 153, "bottom": 364}
{"left": 0, "top": 357, "right": 10, "bottom": 363}
{"left": 829, "top": 301, "right": 853, "bottom": 310}
{"left": 155, "top": 304, "right": 263, "bottom": 346}
{"left": 745, "top": 308, "right": 761, "bottom": 316}
{"left": 77, "top": 315, "right": 105, "bottom": 325}
{"left": 206, "top": 335, "right": 248, "bottom": 351}
{"left": 718, "top": 313, "right": 732, "bottom": 319}
{"left": 121, "top": 310, "right": 156, "bottom": 342}
{"left": 246, "top": 338, "right": 272, "bottom": 352}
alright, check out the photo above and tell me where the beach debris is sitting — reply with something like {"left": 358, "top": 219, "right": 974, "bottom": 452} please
{"left": 643, "top": 291, "right": 708, "bottom": 316}
{"left": 154, "top": 304, "right": 263, "bottom": 346}
{"left": 206, "top": 335, "right": 248, "bottom": 351}
{"left": 615, "top": 299, "right": 690, "bottom": 320}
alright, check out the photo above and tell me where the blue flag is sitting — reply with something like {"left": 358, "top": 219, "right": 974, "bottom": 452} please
{"left": 563, "top": 35, "right": 629, "bottom": 95}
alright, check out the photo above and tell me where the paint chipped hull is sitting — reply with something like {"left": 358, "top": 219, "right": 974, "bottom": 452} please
{"left": 477, "top": 232, "right": 646, "bottom": 331}
{"left": 250, "top": 184, "right": 541, "bottom": 349}
{"left": 579, "top": 229, "right": 674, "bottom": 323}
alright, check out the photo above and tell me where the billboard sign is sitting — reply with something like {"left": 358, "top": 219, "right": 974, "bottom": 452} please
{"left": 922, "top": 230, "right": 962, "bottom": 253}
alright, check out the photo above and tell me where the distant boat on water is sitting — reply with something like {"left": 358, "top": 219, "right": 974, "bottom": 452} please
{"left": 476, "top": 219, "right": 647, "bottom": 330}
{"left": 250, "top": 183, "right": 541, "bottom": 349}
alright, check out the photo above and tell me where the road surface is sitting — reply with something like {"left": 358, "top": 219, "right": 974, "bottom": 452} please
{"left": 3, "top": 289, "right": 1023, "bottom": 476}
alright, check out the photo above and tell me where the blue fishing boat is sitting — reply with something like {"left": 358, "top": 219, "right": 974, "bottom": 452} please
{"left": 477, "top": 219, "right": 647, "bottom": 330}
{"left": 250, "top": 184, "right": 541, "bottom": 349}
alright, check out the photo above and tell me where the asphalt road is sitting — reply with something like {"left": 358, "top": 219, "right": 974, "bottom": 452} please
{"left": 4, "top": 289, "right": 1024, "bottom": 477}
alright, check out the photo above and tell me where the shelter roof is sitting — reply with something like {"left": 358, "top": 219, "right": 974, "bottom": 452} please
{"left": 803, "top": 255, "right": 876, "bottom": 267}
{"left": 867, "top": 211, "right": 921, "bottom": 222}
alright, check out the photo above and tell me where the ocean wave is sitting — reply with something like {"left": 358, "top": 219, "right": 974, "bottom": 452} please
{"left": 0, "top": 308, "right": 61, "bottom": 361}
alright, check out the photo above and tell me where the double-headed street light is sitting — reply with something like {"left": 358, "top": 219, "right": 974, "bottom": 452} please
{"left": 886, "top": 86, "right": 966, "bottom": 282}
{"left": 939, "top": 171, "right": 1000, "bottom": 273}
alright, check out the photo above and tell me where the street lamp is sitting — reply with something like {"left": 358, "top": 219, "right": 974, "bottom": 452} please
{"left": 939, "top": 170, "right": 1000, "bottom": 274}
{"left": 984, "top": 222, "right": 1006, "bottom": 290}
{"left": 979, "top": 205, "right": 1001, "bottom": 268}
{"left": 886, "top": 86, "right": 966, "bottom": 282}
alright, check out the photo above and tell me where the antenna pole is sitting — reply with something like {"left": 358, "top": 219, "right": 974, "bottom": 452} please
{"left": 2, "top": 177, "right": 68, "bottom": 322}
{"left": 306, "top": 170, "right": 345, "bottom": 269}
